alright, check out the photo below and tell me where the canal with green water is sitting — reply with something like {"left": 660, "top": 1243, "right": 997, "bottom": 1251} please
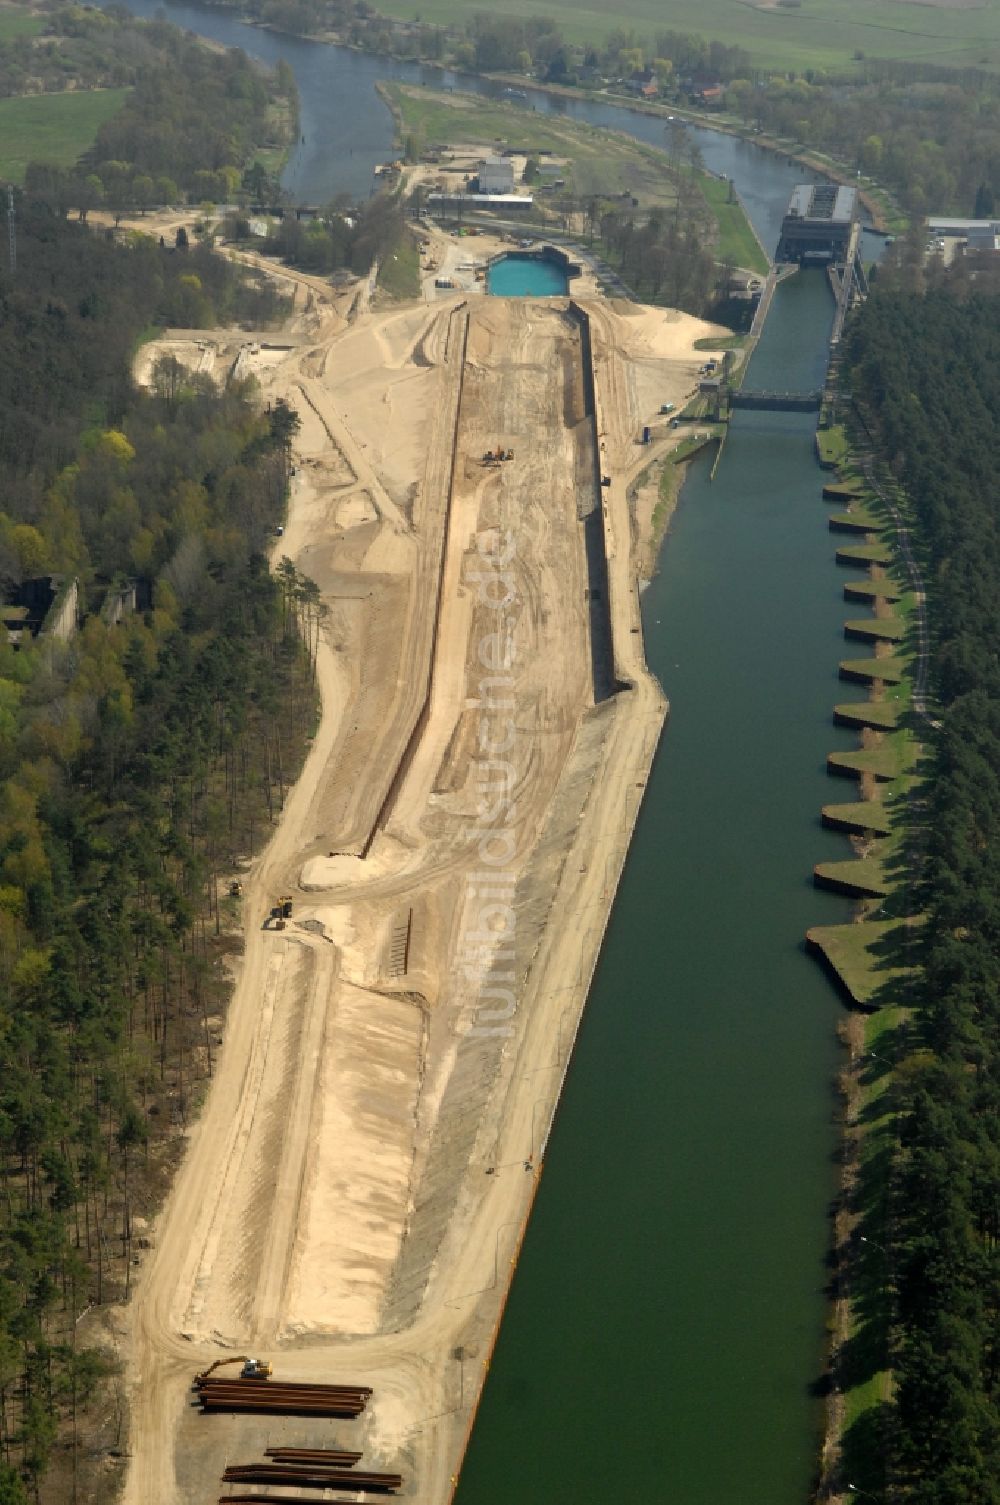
{"left": 97, "top": 8, "right": 862, "bottom": 1492}
{"left": 455, "top": 270, "right": 858, "bottom": 1504}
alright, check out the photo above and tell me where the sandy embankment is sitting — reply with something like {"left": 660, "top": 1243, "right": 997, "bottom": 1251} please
{"left": 120, "top": 257, "right": 725, "bottom": 1505}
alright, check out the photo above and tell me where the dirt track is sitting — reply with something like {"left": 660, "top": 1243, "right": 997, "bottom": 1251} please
{"left": 122, "top": 270, "right": 723, "bottom": 1503}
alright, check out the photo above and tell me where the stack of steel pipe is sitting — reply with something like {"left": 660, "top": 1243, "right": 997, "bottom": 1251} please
{"left": 222, "top": 1463, "right": 403, "bottom": 1492}
{"left": 264, "top": 1447, "right": 362, "bottom": 1465}
{"left": 196, "top": 1377, "right": 372, "bottom": 1417}
{"left": 218, "top": 1497, "right": 381, "bottom": 1504}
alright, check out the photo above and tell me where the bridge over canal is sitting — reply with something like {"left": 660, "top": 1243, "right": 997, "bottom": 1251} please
{"left": 729, "top": 388, "right": 823, "bottom": 412}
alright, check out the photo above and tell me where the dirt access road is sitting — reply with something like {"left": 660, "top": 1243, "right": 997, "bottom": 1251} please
{"left": 123, "top": 274, "right": 723, "bottom": 1503}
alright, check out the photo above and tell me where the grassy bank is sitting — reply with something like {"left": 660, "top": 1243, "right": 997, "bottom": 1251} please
{"left": 696, "top": 173, "right": 768, "bottom": 276}
{"left": 0, "top": 87, "right": 130, "bottom": 183}
{"left": 636, "top": 425, "right": 724, "bottom": 578}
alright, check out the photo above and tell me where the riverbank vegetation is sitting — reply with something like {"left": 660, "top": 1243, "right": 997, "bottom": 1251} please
{"left": 254, "top": 191, "right": 410, "bottom": 280}
{"left": 0, "top": 197, "right": 316, "bottom": 1504}
{"left": 811, "top": 285, "right": 1000, "bottom": 1500}
{"left": 0, "top": 4, "right": 297, "bottom": 202}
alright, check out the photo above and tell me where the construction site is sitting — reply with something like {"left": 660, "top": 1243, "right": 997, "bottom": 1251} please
{"left": 122, "top": 251, "right": 725, "bottom": 1503}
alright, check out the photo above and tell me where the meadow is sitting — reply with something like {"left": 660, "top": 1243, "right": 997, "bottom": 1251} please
{"left": 378, "top": 0, "right": 1000, "bottom": 74}
{"left": 0, "top": 88, "right": 130, "bottom": 184}
{"left": 0, "top": 4, "right": 42, "bottom": 41}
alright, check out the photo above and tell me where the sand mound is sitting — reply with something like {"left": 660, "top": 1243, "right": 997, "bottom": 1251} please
{"left": 614, "top": 303, "right": 730, "bottom": 360}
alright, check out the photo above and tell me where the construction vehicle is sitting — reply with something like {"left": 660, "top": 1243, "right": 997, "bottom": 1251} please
{"left": 195, "top": 1356, "right": 273, "bottom": 1386}
{"left": 278, "top": 895, "right": 293, "bottom": 918}
{"left": 481, "top": 446, "right": 515, "bottom": 467}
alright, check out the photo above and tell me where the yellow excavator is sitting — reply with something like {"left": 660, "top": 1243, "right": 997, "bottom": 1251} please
{"left": 195, "top": 1355, "right": 272, "bottom": 1385}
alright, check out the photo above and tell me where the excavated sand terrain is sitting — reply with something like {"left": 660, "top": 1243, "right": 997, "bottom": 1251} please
{"left": 124, "top": 272, "right": 723, "bottom": 1504}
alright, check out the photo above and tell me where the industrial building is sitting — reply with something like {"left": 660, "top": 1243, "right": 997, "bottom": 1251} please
{"left": 477, "top": 155, "right": 515, "bottom": 194}
{"left": 776, "top": 184, "right": 859, "bottom": 263}
{"left": 926, "top": 216, "right": 1000, "bottom": 238}
{"left": 926, "top": 217, "right": 1000, "bottom": 258}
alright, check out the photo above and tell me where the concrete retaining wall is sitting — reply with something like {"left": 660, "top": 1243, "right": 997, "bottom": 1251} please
{"left": 40, "top": 577, "right": 78, "bottom": 642}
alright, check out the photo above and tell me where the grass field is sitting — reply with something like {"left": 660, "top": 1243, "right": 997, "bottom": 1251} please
{"left": 378, "top": 0, "right": 1000, "bottom": 74}
{"left": 816, "top": 423, "right": 849, "bottom": 468}
{"left": 377, "top": 228, "right": 421, "bottom": 298}
{"left": 0, "top": 88, "right": 130, "bottom": 184}
{"left": 0, "top": 5, "right": 43, "bottom": 40}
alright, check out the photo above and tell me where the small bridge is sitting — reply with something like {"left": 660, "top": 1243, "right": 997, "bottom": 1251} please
{"left": 729, "top": 389, "right": 823, "bottom": 412}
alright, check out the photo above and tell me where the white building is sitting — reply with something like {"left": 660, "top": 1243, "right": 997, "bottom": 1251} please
{"left": 478, "top": 155, "right": 515, "bottom": 194}
{"left": 426, "top": 192, "right": 533, "bottom": 215}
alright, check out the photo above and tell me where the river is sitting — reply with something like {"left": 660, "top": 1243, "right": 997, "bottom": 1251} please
{"left": 104, "top": 6, "right": 856, "bottom": 1497}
